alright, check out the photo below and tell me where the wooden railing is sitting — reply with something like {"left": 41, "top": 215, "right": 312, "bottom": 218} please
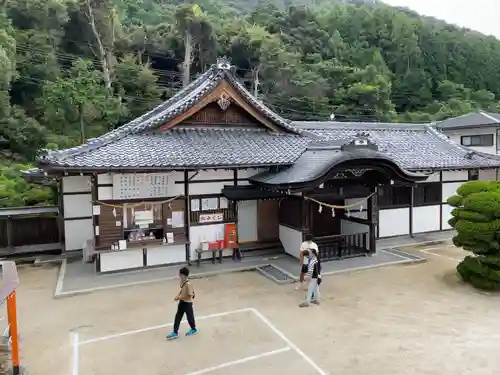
{"left": 0, "top": 206, "right": 62, "bottom": 256}
{"left": 315, "top": 232, "right": 369, "bottom": 261}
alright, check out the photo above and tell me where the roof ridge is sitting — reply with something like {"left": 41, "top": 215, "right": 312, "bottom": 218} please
{"left": 43, "top": 68, "right": 222, "bottom": 163}
{"left": 479, "top": 111, "right": 500, "bottom": 123}
{"left": 41, "top": 61, "right": 304, "bottom": 165}
{"left": 426, "top": 125, "right": 500, "bottom": 163}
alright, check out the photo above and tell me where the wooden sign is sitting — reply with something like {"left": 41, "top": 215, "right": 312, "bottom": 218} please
{"left": 113, "top": 173, "right": 170, "bottom": 199}
{"left": 199, "top": 213, "right": 224, "bottom": 223}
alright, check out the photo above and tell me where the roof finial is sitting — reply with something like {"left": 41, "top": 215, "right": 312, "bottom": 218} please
{"left": 217, "top": 56, "right": 232, "bottom": 70}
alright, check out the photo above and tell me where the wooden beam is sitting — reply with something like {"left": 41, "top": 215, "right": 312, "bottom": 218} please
{"left": 184, "top": 170, "right": 191, "bottom": 266}
{"left": 367, "top": 186, "right": 377, "bottom": 254}
{"left": 159, "top": 81, "right": 282, "bottom": 133}
{"left": 6, "top": 216, "right": 13, "bottom": 251}
{"left": 409, "top": 186, "right": 414, "bottom": 238}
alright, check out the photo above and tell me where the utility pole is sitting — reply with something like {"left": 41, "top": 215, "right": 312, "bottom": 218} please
{"left": 253, "top": 68, "right": 260, "bottom": 99}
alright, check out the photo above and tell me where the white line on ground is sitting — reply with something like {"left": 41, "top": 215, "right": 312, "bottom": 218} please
{"left": 420, "top": 249, "right": 460, "bottom": 262}
{"left": 182, "top": 347, "right": 291, "bottom": 375}
{"left": 55, "top": 258, "right": 67, "bottom": 295}
{"left": 321, "top": 258, "right": 422, "bottom": 276}
{"left": 78, "top": 308, "right": 253, "bottom": 346}
{"left": 72, "top": 332, "right": 79, "bottom": 375}
{"left": 54, "top": 264, "right": 268, "bottom": 298}
{"left": 250, "top": 308, "right": 328, "bottom": 375}
{"left": 379, "top": 249, "right": 414, "bottom": 260}
{"left": 379, "top": 236, "right": 454, "bottom": 251}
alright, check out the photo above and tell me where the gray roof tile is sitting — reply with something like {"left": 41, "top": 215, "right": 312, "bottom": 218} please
{"left": 436, "top": 111, "right": 500, "bottom": 129}
{"left": 250, "top": 144, "right": 426, "bottom": 186}
{"left": 40, "top": 61, "right": 302, "bottom": 167}
{"left": 293, "top": 121, "right": 500, "bottom": 170}
{"left": 43, "top": 128, "right": 308, "bottom": 169}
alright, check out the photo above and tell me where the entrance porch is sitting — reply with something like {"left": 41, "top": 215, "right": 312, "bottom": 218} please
{"left": 239, "top": 135, "right": 428, "bottom": 261}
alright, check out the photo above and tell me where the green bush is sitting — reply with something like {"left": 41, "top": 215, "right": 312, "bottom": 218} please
{"left": 450, "top": 180, "right": 500, "bottom": 291}
{"left": 0, "top": 161, "right": 55, "bottom": 207}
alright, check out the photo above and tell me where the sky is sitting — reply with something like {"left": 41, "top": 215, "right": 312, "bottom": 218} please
{"left": 383, "top": 0, "right": 500, "bottom": 39}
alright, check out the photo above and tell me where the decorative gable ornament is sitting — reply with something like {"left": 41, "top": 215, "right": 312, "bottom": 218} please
{"left": 341, "top": 132, "right": 378, "bottom": 151}
{"left": 217, "top": 93, "right": 231, "bottom": 111}
{"left": 217, "top": 56, "right": 232, "bottom": 70}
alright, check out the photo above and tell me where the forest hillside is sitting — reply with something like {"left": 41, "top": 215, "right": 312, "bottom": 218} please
{"left": 2, "top": 0, "right": 500, "bottom": 206}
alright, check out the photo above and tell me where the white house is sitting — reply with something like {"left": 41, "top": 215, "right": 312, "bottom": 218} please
{"left": 436, "top": 111, "right": 500, "bottom": 156}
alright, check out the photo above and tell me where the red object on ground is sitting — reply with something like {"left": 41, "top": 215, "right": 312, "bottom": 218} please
{"left": 208, "top": 241, "right": 220, "bottom": 250}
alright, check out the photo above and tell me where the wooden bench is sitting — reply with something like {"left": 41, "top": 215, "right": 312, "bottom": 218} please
{"left": 195, "top": 248, "right": 223, "bottom": 267}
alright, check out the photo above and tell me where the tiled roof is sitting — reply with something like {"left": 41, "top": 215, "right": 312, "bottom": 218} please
{"left": 42, "top": 128, "right": 308, "bottom": 169}
{"left": 250, "top": 139, "right": 427, "bottom": 186}
{"left": 37, "top": 59, "right": 500, "bottom": 172}
{"left": 40, "top": 59, "right": 302, "bottom": 167}
{"left": 293, "top": 121, "right": 500, "bottom": 170}
{"left": 436, "top": 111, "right": 500, "bottom": 129}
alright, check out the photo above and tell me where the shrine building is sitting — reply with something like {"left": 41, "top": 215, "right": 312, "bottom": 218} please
{"left": 34, "top": 57, "right": 500, "bottom": 273}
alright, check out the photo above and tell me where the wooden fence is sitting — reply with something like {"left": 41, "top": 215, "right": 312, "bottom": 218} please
{"left": 0, "top": 206, "right": 63, "bottom": 256}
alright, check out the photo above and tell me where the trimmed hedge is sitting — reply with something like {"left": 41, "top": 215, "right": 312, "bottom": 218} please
{"left": 450, "top": 180, "right": 500, "bottom": 291}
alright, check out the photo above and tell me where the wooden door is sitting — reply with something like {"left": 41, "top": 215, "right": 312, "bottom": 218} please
{"left": 257, "top": 200, "right": 279, "bottom": 242}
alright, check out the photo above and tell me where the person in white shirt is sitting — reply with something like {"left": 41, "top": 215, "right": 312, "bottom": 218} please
{"left": 295, "top": 234, "right": 318, "bottom": 290}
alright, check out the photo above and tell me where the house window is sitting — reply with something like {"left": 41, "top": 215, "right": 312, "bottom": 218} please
{"left": 413, "top": 183, "right": 442, "bottom": 206}
{"left": 378, "top": 185, "right": 411, "bottom": 208}
{"left": 468, "top": 169, "right": 479, "bottom": 180}
{"left": 461, "top": 134, "right": 494, "bottom": 147}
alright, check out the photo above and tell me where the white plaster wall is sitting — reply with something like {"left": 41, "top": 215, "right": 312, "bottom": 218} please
{"left": 63, "top": 176, "right": 91, "bottom": 193}
{"left": 97, "top": 186, "right": 113, "bottom": 200}
{"left": 189, "top": 224, "right": 233, "bottom": 260}
{"left": 63, "top": 194, "right": 92, "bottom": 219}
{"left": 147, "top": 245, "right": 185, "bottom": 265}
{"left": 442, "top": 170, "right": 468, "bottom": 182}
{"left": 189, "top": 170, "right": 233, "bottom": 195}
{"left": 237, "top": 168, "right": 266, "bottom": 179}
{"left": 420, "top": 173, "right": 440, "bottom": 183}
{"left": 100, "top": 249, "right": 144, "bottom": 272}
{"left": 97, "top": 173, "right": 113, "bottom": 185}
{"left": 64, "top": 218, "right": 94, "bottom": 251}
{"left": 442, "top": 204, "right": 454, "bottom": 230}
{"left": 413, "top": 206, "right": 440, "bottom": 234}
{"left": 442, "top": 182, "right": 463, "bottom": 203}
{"left": 279, "top": 225, "right": 303, "bottom": 259}
{"left": 237, "top": 200, "right": 258, "bottom": 242}
{"left": 443, "top": 126, "right": 498, "bottom": 155}
{"left": 479, "top": 169, "right": 498, "bottom": 181}
{"left": 379, "top": 208, "right": 409, "bottom": 237}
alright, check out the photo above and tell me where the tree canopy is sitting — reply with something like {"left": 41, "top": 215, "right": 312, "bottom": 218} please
{"left": 3, "top": 0, "right": 500, "bottom": 206}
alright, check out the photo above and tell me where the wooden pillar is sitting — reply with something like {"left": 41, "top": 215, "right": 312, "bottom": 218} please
{"left": 439, "top": 171, "right": 443, "bottom": 231}
{"left": 301, "top": 194, "right": 310, "bottom": 240}
{"left": 7, "top": 291, "right": 20, "bottom": 375}
{"left": 232, "top": 170, "right": 241, "bottom": 260}
{"left": 184, "top": 170, "right": 191, "bottom": 266}
{"left": 367, "top": 186, "right": 378, "bottom": 254}
{"left": 58, "top": 178, "right": 65, "bottom": 250}
{"left": 6, "top": 216, "right": 13, "bottom": 252}
{"left": 91, "top": 174, "right": 99, "bottom": 248}
{"left": 409, "top": 185, "right": 414, "bottom": 238}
